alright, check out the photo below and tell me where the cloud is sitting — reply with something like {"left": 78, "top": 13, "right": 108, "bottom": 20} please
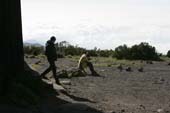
{"left": 22, "top": 0, "right": 170, "bottom": 54}
{"left": 23, "top": 22, "right": 170, "bottom": 54}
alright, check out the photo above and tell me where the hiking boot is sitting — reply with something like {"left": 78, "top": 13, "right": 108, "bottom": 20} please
{"left": 55, "top": 79, "right": 62, "bottom": 85}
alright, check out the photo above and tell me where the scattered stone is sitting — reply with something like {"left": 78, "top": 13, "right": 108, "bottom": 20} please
{"left": 126, "top": 67, "right": 132, "bottom": 72}
{"left": 35, "top": 60, "right": 41, "bottom": 65}
{"left": 53, "top": 83, "right": 66, "bottom": 91}
{"left": 121, "top": 109, "right": 125, "bottom": 113}
{"left": 25, "top": 55, "right": 29, "bottom": 58}
{"left": 69, "top": 69, "right": 86, "bottom": 77}
{"left": 159, "top": 77, "right": 165, "bottom": 82}
{"left": 165, "top": 110, "right": 170, "bottom": 113}
{"left": 101, "top": 69, "right": 105, "bottom": 72}
{"left": 30, "top": 55, "right": 36, "bottom": 58}
{"left": 139, "top": 105, "right": 145, "bottom": 109}
{"left": 60, "top": 80, "right": 71, "bottom": 85}
{"left": 117, "top": 64, "right": 123, "bottom": 72}
{"left": 138, "top": 67, "right": 144, "bottom": 72}
{"left": 57, "top": 68, "right": 86, "bottom": 78}
{"left": 146, "top": 61, "right": 153, "bottom": 64}
{"left": 157, "top": 109, "right": 164, "bottom": 113}
{"left": 57, "top": 70, "right": 69, "bottom": 78}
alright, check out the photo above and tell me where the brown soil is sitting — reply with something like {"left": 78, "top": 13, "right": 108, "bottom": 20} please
{"left": 23, "top": 57, "right": 170, "bottom": 113}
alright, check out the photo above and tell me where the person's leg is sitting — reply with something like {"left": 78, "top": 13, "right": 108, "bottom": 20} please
{"left": 87, "top": 62, "right": 95, "bottom": 73}
{"left": 87, "top": 62, "right": 99, "bottom": 76}
{"left": 41, "top": 65, "right": 51, "bottom": 79}
{"left": 79, "top": 63, "right": 86, "bottom": 74}
{"left": 41, "top": 58, "right": 54, "bottom": 79}
{"left": 49, "top": 60, "right": 61, "bottom": 85}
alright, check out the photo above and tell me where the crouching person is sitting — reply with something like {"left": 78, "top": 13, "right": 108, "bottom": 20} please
{"left": 78, "top": 52, "right": 99, "bottom": 76}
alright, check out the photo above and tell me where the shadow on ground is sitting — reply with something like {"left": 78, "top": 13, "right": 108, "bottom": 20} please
{"left": 0, "top": 62, "right": 103, "bottom": 113}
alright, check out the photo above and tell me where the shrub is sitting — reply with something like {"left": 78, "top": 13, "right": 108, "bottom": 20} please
{"left": 167, "top": 50, "right": 170, "bottom": 58}
{"left": 114, "top": 42, "right": 160, "bottom": 61}
{"left": 24, "top": 45, "right": 44, "bottom": 56}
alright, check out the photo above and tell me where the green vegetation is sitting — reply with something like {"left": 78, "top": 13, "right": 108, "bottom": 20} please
{"left": 24, "top": 41, "right": 167, "bottom": 61}
{"left": 160, "top": 56, "right": 170, "bottom": 62}
{"left": 68, "top": 56, "right": 144, "bottom": 68}
{"left": 55, "top": 41, "right": 113, "bottom": 57}
{"left": 24, "top": 45, "right": 44, "bottom": 56}
{"left": 114, "top": 42, "right": 160, "bottom": 61}
{"left": 167, "top": 50, "right": 170, "bottom": 58}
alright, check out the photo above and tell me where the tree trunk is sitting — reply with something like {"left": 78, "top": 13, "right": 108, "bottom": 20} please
{"left": 0, "top": 0, "right": 24, "bottom": 95}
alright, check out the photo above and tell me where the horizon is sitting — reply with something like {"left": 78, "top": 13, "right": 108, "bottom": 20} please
{"left": 21, "top": 0, "right": 170, "bottom": 54}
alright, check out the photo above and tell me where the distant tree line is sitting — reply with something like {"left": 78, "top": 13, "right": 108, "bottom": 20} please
{"left": 24, "top": 45, "right": 44, "bottom": 56}
{"left": 23, "top": 41, "right": 170, "bottom": 61}
{"left": 55, "top": 41, "right": 113, "bottom": 57}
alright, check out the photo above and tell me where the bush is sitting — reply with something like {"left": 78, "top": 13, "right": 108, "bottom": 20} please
{"left": 114, "top": 42, "right": 160, "bottom": 61}
{"left": 167, "top": 50, "right": 170, "bottom": 58}
{"left": 114, "top": 44, "right": 131, "bottom": 59}
{"left": 98, "top": 50, "right": 113, "bottom": 57}
{"left": 24, "top": 45, "right": 44, "bottom": 56}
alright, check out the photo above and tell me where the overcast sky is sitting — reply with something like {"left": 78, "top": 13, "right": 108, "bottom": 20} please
{"left": 21, "top": 0, "right": 170, "bottom": 53}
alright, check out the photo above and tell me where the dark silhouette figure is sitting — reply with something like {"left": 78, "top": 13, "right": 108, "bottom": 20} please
{"left": 41, "top": 36, "right": 61, "bottom": 85}
{"left": 78, "top": 52, "right": 100, "bottom": 76}
{"left": 0, "top": 0, "right": 24, "bottom": 95}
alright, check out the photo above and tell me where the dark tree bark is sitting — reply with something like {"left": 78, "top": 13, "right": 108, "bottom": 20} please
{"left": 0, "top": 0, "right": 24, "bottom": 95}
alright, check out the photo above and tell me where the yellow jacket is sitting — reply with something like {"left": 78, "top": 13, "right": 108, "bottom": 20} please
{"left": 78, "top": 54, "right": 89, "bottom": 69}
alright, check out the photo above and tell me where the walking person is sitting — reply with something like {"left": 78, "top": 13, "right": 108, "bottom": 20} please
{"left": 41, "top": 36, "right": 61, "bottom": 85}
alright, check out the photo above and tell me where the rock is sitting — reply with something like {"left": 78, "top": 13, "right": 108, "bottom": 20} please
{"left": 57, "top": 70, "right": 70, "bottom": 78}
{"left": 69, "top": 69, "right": 86, "bottom": 77}
{"left": 138, "top": 67, "right": 144, "bottom": 72}
{"left": 159, "top": 77, "right": 165, "bottom": 82}
{"left": 117, "top": 64, "right": 123, "bottom": 72}
{"left": 165, "top": 110, "right": 170, "bottom": 113}
{"left": 125, "top": 67, "right": 132, "bottom": 72}
{"left": 140, "top": 104, "right": 145, "bottom": 109}
{"left": 53, "top": 84, "right": 66, "bottom": 91}
{"left": 121, "top": 109, "right": 125, "bottom": 113}
{"left": 146, "top": 61, "right": 153, "bottom": 64}
{"left": 60, "top": 80, "right": 71, "bottom": 85}
{"left": 35, "top": 60, "right": 41, "bottom": 65}
{"left": 157, "top": 109, "right": 164, "bottom": 113}
{"left": 168, "top": 63, "right": 170, "bottom": 66}
{"left": 57, "top": 68, "right": 86, "bottom": 78}
{"left": 29, "top": 55, "right": 36, "bottom": 58}
{"left": 25, "top": 55, "right": 29, "bottom": 58}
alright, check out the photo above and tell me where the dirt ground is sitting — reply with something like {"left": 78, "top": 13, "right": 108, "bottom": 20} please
{"left": 25, "top": 56, "right": 170, "bottom": 113}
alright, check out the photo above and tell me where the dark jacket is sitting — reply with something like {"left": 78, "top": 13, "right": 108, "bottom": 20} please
{"left": 45, "top": 40, "right": 57, "bottom": 61}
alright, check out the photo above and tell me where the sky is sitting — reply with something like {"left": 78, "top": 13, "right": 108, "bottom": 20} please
{"left": 21, "top": 0, "right": 170, "bottom": 54}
